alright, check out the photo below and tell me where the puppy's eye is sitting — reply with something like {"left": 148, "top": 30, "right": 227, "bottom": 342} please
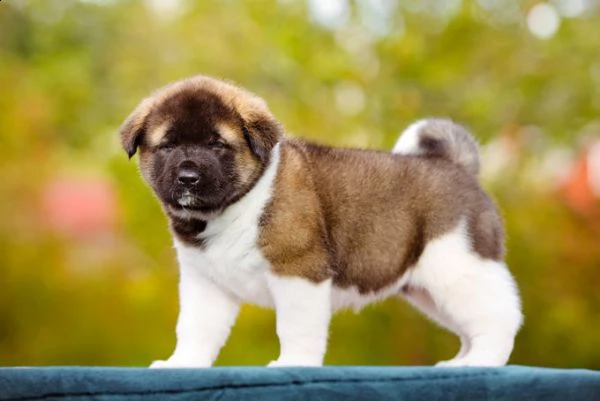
{"left": 209, "top": 140, "right": 227, "bottom": 149}
{"left": 158, "top": 143, "right": 175, "bottom": 151}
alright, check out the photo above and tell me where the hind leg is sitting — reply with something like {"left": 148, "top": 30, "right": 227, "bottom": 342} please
{"left": 401, "top": 286, "right": 471, "bottom": 365}
{"left": 404, "top": 222, "right": 523, "bottom": 367}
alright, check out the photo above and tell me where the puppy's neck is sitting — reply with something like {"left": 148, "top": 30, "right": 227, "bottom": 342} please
{"left": 165, "top": 204, "right": 222, "bottom": 221}
{"left": 169, "top": 216, "right": 207, "bottom": 247}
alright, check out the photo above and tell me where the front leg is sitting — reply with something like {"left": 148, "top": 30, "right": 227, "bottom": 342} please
{"left": 266, "top": 273, "right": 332, "bottom": 367}
{"left": 151, "top": 263, "right": 240, "bottom": 368}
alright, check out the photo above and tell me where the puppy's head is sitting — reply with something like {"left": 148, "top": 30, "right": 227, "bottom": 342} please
{"left": 119, "top": 76, "right": 283, "bottom": 218}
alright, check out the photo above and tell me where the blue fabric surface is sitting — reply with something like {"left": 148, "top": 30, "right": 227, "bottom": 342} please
{"left": 0, "top": 366, "right": 598, "bottom": 401}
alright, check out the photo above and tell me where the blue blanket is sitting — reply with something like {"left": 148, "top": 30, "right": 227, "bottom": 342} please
{"left": 0, "top": 366, "right": 598, "bottom": 400}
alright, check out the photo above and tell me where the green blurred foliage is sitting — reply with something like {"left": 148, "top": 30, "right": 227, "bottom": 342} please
{"left": 1, "top": 0, "right": 599, "bottom": 369}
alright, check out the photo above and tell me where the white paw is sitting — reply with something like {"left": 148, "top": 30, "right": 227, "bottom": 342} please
{"left": 435, "top": 358, "right": 466, "bottom": 368}
{"left": 435, "top": 356, "right": 505, "bottom": 367}
{"left": 149, "top": 360, "right": 171, "bottom": 369}
{"left": 267, "top": 359, "right": 291, "bottom": 368}
{"left": 149, "top": 358, "right": 210, "bottom": 369}
{"left": 267, "top": 357, "right": 322, "bottom": 367}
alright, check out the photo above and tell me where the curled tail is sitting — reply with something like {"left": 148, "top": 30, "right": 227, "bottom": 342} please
{"left": 392, "top": 118, "right": 480, "bottom": 176}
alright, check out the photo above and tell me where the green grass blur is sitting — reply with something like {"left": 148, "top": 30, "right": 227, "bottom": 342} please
{"left": 1, "top": 0, "right": 599, "bottom": 369}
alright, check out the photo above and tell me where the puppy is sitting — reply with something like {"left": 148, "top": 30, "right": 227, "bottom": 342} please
{"left": 119, "top": 76, "right": 523, "bottom": 367}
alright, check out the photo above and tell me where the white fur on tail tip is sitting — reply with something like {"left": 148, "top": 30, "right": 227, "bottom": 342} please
{"left": 392, "top": 120, "right": 429, "bottom": 155}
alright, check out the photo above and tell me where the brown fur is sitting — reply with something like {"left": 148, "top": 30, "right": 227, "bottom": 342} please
{"left": 258, "top": 144, "right": 332, "bottom": 283}
{"left": 260, "top": 140, "right": 503, "bottom": 293}
{"left": 120, "top": 75, "right": 504, "bottom": 295}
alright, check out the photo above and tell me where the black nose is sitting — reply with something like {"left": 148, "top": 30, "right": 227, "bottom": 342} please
{"left": 177, "top": 163, "right": 200, "bottom": 186}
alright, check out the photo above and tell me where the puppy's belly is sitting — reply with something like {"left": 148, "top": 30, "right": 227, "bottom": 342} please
{"left": 176, "top": 239, "right": 413, "bottom": 312}
{"left": 331, "top": 274, "right": 410, "bottom": 312}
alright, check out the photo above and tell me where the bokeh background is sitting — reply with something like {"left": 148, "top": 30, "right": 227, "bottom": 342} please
{"left": 1, "top": 0, "right": 600, "bottom": 369}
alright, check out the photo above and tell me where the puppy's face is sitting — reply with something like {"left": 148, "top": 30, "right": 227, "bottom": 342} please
{"left": 119, "top": 77, "right": 282, "bottom": 218}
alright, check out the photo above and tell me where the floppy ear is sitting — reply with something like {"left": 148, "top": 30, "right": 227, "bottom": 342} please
{"left": 238, "top": 99, "right": 283, "bottom": 163}
{"left": 119, "top": 98, "right": 152, "bottom": 159}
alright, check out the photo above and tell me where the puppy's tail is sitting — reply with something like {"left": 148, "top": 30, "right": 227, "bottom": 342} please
{"left": 392, "top": 118, "right": 480, "bottom": 176}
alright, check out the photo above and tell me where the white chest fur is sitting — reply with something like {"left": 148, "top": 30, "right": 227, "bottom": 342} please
{"left": 173, "top": 144, "right": 281, "bottom": 308}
